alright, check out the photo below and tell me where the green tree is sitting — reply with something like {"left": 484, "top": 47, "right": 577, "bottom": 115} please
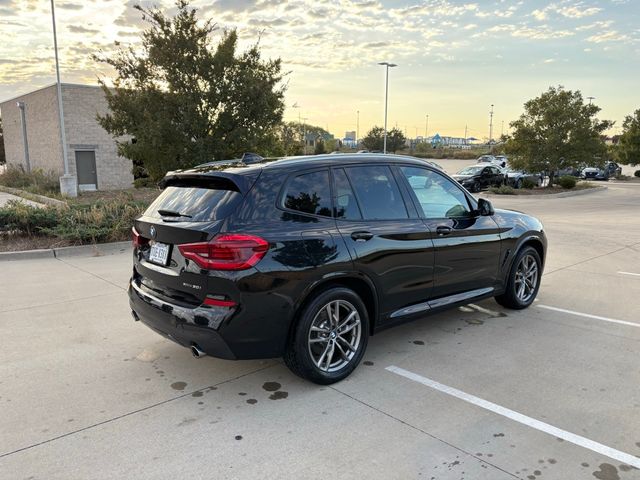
{"left": 95, "top": 0, "right": 286, "bottom": 181}
{"left": 506, "top": 86, "right": 612, "bottom": 186}
{"left": 616, "top": 109, "right": 640, "bottom": 166}
{"left": 361, "top": 126, "right": 406, "bottom": 153}
{"left": 314, "top": 139, "right": 326, "bottom": 155}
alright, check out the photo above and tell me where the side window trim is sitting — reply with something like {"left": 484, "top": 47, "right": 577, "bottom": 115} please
{"left": 278, "top": 167, "right": 334, "bottom": 219}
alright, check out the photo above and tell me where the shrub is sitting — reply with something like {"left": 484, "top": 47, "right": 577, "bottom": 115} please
{"left": 0, "top": 197, "right": 146, "bottom": 243}
{"left": 488, "top": 185, "right": 516, "bottom": 195}
{"left": 0, "top": 200, "right": 60, "bottom": 236}
{"left": 557, "top": 176, "right": 577, "bottom": 189}
{"left": 0, "top": 165, "right": 59, "bottom": 194}
{"left": 635, "top": 170, "right": 640, "bottom": 178}
{"left": 521, "top": 178, "right": 537, "bottom": 189}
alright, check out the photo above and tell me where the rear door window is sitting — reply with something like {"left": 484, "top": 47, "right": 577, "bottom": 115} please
{"left": 283, "top": 170, "right": 332, "bottom": 217}
{"left": 344, "top": 165, "right": 408, "bottom": 220}
{"left": 145, "top": 185, "right": 242, "bottom": 222}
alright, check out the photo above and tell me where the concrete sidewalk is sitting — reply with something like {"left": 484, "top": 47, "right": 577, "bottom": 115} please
{"left": 0, "top": 191, "right": 43, "bottom": 208}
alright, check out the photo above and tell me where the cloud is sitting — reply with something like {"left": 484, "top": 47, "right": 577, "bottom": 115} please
{"left": 587, "top": 30, "right": 629, "bottom": 43}
{"left": 67, "top": 25, "right": 100, "bottom": 34}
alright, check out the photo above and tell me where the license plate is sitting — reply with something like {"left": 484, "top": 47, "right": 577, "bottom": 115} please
{"left": 149, "top": 242, "right": 170, "bottom": 265}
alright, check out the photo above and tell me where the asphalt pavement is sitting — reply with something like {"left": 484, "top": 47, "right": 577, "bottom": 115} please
{"left": 1, "top": 171, "right": 639, "bottom": 479}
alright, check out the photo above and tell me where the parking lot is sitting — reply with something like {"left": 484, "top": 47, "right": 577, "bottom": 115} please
{"left": 1, "top": 173, "right": 639, "bottom": 479}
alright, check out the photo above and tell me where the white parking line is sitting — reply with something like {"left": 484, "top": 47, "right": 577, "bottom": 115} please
{"left": 618, "top": 271, "right": 640, "bottom": 277}
{"left": 386, "top": 366, "right": 640, "bottom": 469}
{"left": 537, "top": 305, "right": 639, "bottom": 328}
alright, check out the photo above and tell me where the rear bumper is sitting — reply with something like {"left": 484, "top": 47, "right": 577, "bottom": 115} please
{"left": 128, "top": 280, "right": 236, "bottom": 359}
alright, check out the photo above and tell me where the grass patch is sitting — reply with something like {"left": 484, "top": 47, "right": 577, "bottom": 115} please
{"left": 0, "top": 165, "right": 60, "bottom": 196}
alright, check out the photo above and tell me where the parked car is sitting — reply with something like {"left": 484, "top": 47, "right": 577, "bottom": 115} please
{"left": 452, "top": 164, "right": 506, "bottom": 192}
{"left": 129, "top": 154, "right": 546, "bottom": 384}
{"left": 580, "top": 161, "right": 620, "bottom": 181}
{"left": 502, "top": 167, "right": 543, "bottom": 189}
{"left": 494, "top": 155, "right": 508, "bottom": 167}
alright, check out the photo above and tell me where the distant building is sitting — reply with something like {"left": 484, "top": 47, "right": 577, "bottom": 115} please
{"left": 428, "top": 133, "right": 470, "bottom": 148}
{"left": 0, "top": 83, "right": 133, "bottom": 191}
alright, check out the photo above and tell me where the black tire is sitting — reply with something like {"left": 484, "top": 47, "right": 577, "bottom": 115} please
{"left": 515, "top": 179, "right": 522, "bottom": 189}
{"left": 472, "top": 181, "right": 481, "bottom": 193}
{"left": 284, "top": 287, "right": 369, "bottom": 385}
{"left": 495, "top": 246, "right": 542, "bottom": 310}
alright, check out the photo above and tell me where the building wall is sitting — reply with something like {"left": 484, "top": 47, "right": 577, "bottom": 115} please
{"left": 0, "top": 85, "right": 63, "bottom": 175}
{"left": 62, "top": 84, "right": 133, "bottom": 190}
{"left": 0, "top": 83, "right": 133, "bottom": 190}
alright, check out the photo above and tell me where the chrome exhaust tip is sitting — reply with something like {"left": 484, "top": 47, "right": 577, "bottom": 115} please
{"left": 191, "top": 344, "right": 207, "bottom": 359}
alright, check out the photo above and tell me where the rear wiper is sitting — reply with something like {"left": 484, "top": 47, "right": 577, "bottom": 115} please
{"left": 157, "top": 209, "right": 192, "bottom": 218}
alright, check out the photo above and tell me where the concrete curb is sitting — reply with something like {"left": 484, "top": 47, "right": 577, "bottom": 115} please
{"left": 0, "top": 186, "right": 68, "bottom": 207}
{"left": 481, "top": 186, "right": 607, "bottom": 199}
{"left": 0, "top": 241, "right": 131, "bottom": 262}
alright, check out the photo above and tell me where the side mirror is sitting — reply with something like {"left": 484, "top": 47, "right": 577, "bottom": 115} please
{"left": 477, "top": 198, "right": 494, "bottom": 216}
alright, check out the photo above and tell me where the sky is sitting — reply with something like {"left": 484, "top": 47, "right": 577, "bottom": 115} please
{"left": 0, "top": 0, "right": 639, "bottom": 140}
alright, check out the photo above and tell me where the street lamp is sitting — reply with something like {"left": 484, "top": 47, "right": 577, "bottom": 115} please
{"left": 378, "top": 62, "right": 397, "bottom": 154}
{"left": 425, "top": 114, "right": 429, "bottom": 140}
{"left": 356, "top": 110, "right": 360, "bottom": 148}
{"left": 50, "top": 0, "right": 76, "bottom": 196}
{"left": 489, "top": 104, "right": 494, "bottom": 146}
{"left": 587, "top": 96, "right": 595, "bottom": 104}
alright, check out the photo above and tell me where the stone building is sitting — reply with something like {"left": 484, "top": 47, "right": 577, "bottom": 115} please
{"left": 0, "top": 83, "right": 133, "bottom": 191}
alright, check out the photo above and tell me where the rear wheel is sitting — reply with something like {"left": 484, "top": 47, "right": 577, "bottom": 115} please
{"left": 495, "top": 246, "right": 541, "bottom": 309}
{"left": 284, "top": 287, "right": 369, "bottom": 384}
{"left": 515, "top": 179, "right": 522, "bottom": 189}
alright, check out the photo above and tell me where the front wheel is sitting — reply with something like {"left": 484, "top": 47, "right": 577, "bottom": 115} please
{"left": 515, "top": 179, "right": 522, "bottom": 189}
{"left": 472, "top": 181, "right": 481, "bottom": 193}
{"left": 495, "top": 246, "right": 542, "bottom": 309}
{"left": 284, "top": 287, "right": 369, "bottom": 384}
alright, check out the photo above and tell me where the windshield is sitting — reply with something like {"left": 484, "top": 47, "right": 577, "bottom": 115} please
{"left": 458, "top": 166, "right": 483, "bottom": 175}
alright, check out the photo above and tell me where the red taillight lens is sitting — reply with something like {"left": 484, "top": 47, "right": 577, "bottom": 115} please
{"left": 178, "top": 234, "right": 269, "bottom": 270}
{"left": 132, "top": 227, "right": 149, "bottom": 248}
{"left": 203, "top": 296, "right": 237, "bottom": 307}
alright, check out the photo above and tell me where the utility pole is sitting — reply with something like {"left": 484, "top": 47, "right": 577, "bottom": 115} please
{"left": 356, "top": 110, "right": 360, "bottom": 148}
{"left": 51, "top": 0, "right": 76, "bottom": 196}
{"left": 425, "top": 114, "right": 429, "bottom": 139}
{"left": 489, "top": 104, "right": 494, "bottom": 146}
{"left": 501, "top": 120, "right": 504, "bottom": 138}
{"left": 587, "top": 96, "right": 595, "bottom": 104}
{"left": 464, "top": 124, "right": 468, "bottom": 144}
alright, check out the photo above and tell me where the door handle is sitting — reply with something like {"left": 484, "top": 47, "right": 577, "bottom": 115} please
{"left": 351, "top": 231, "right": 373, "bottom": 241}
{"left": 436, "top": 226, "right": 452, "bottom": 236}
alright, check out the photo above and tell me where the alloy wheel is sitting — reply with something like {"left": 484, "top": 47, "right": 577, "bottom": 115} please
{"left": 308, "top": 300, "right": 362, "bottom": 372}
{"left": 514, "top": 254, "right": 538, "bottom": 303}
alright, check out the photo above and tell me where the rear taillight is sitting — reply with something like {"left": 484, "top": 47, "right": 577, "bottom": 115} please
{"left": 178, "top": 234, "right": 269, "bottom": 270}
{"left": 132, "top": 227, "right": 149, "bottom": 248}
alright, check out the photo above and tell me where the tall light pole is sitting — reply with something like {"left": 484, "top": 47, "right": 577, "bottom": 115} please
{"left": 356, "top": 110, "right": 360, "bottom": 148}
{"left": 378, "top": 62, "right": 397, "bottom": 154}
{"left": 302, "top": 117, "right": 308, "bottom": 155}
{"left": 51, "top": 0, "right": 76, "bottom": 196}
{"left": 587, "top": 96, "right": 595, "bottom": 104}
{"left": 501, "top": 120, "right": 504, "bottom": 138}
{"left": 425, "top": 114, "right": 429, "bottom": 140}
{"left": 489, "top": 104, "right": 494, "bottom": 146}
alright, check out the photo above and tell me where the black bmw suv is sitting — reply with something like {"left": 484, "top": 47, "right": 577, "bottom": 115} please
{"left": 129, "top": 154, "right": 546, "bottom": 384}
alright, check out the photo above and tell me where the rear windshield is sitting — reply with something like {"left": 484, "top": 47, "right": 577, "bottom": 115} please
{"left": 144, "top": 186, "right": 242, "bottom": 222}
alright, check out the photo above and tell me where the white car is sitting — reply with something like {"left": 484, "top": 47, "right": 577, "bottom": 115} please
{"left": 476, "top": 155, "right": 507, "bottom": 168}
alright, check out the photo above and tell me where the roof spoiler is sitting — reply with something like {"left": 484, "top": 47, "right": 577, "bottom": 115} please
{"left": 159, "top": 171, "right": 256, "bottom": 195}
